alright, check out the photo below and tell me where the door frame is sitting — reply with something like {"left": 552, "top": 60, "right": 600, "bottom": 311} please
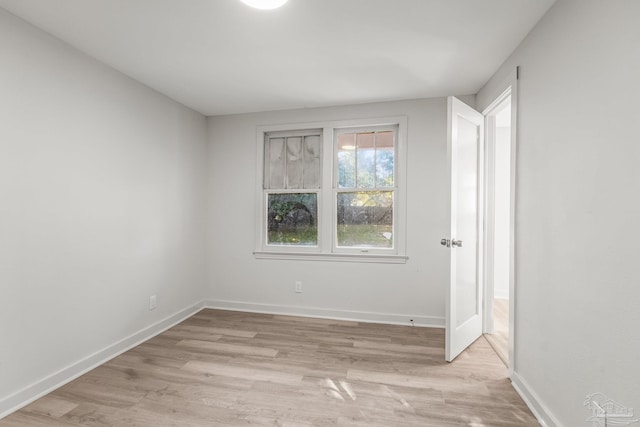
{"left": 481, "top": 76, "right": 518, "bottom": 377}
{"left": 482, "top": 88, "right": 511, "bottom": 336}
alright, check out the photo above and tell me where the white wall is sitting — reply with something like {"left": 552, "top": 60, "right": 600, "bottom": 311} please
{"left": 477, "top": 0, "right": 640, "bottom": 425}
{"left": 0, "top": 9, "right": 208, "bottom": 415}
{"left": 206, "top": 97, "right": 473, "bottom": 326}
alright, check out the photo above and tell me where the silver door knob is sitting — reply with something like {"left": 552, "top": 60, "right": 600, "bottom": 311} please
{"left": 452, "top": 239, "right": 463, "bottom": 248}
{"left": 440, "top": 238, "right": 450, "bottom": 247}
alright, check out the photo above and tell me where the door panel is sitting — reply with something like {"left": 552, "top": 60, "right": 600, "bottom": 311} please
{"left": 455, "top": 115, "right": 479, "bottom": 327}
{"left": 445, "top": 96, "right": 484, "bottom": 362}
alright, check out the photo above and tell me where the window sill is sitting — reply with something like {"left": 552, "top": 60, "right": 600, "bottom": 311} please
{"left": 253, "top": 251, "right": 408, "bottom": 264}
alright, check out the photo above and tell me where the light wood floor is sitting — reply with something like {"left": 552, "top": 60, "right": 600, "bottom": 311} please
{"left": 485, "top": 299, "right": 509, "bottom": 366}
{"left": 1, "top": 309, "right": 538, "bottom": 426}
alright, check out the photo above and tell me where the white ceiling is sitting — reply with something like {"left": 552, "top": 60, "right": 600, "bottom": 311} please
{"left": 0, "top": 0, "right": 555, "bottom": 116}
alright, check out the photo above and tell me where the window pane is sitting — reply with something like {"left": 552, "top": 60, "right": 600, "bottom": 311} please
{"left": 286, "top": 137, "right": 303, "bottom": 189}
{"left": 303, "top": 135, "right": 321, "bottom": 189}
{"left": 336, "top": 191, "right": 393, "bottom": 248}
{"left": 357, "top": 132, "right": 375, "bottom": 148}
{"left": 265, "top": 131, "right": 322, "bottom": 190}
{"left": 356, "top": 133, "right": 375, "bottom": 189}
{"left": 337, "top": 133, "right": 356, "bottom": 188}
{"left": 376, "top": 131, "right": 394, "bottom": 148}
{"left": 265, "top": 137, "right": 285, "bottom": 189}
{"left": 268, "top": 193, "right": 318, "bottom": 246}
{"left": 337, "top": 133, "right": 356, "bottom": 151}
{"left": 338, "top": 151, "right": 355, "bottom": 188}
{"left": 375, "top": 148, "right": 394, "bottom": 187}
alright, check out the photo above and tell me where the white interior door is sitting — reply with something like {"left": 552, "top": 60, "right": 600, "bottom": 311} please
{"left": 444, "top": 96, "right": 484, "bottom": 362}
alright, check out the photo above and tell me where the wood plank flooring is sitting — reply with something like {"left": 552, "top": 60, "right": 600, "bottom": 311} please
{"left": 0, "top": 309, "right": 538, "bottom": 426}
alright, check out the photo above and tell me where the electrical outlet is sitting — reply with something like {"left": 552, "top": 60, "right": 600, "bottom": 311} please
{"left": 295, "top": 281, "right": 302, "bottom": 293}
{"left": 149, "top": 295, "right": 157, "bottom": 310}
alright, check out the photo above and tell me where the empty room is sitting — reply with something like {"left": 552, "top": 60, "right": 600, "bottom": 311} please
{"left": 1, "top": 1, "right": 639, "bottom": 426}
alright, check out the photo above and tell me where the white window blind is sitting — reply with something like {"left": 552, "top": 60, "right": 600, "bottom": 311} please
{"left": 264, "top": 131, "right": 322, "bottom": 190}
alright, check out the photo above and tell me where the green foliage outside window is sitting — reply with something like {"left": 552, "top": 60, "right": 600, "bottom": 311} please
{"left": 267, "top": 193, "right": 317, "bottom": 245}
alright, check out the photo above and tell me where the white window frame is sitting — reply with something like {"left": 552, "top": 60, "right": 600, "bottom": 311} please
{"left": 254, "top": 116, "right": 408, "bottom": 264}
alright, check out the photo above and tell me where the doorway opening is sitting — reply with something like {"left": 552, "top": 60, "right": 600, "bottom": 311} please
{"left": 483, "top": 90, "right": 512, "bottom": 367}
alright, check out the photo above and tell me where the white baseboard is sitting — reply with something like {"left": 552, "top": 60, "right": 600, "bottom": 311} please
{"left": 511, "top": 371, "right": 562, "bottom": 427}
{"left": 203, "top": 299, "right": 445, "bottom": 328}
{"left": 0, "top": 301, "right": 205, "bottom": 420}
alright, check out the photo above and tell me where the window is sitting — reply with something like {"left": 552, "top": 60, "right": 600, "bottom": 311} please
{"left": 263, "top": 130, "right": 322, "bottom": 246}
{"left": 255, "top": 118, "right": 407, "bottom": 263}
{"left": 335, "top": 127, "right": 396, "bottom": 250}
